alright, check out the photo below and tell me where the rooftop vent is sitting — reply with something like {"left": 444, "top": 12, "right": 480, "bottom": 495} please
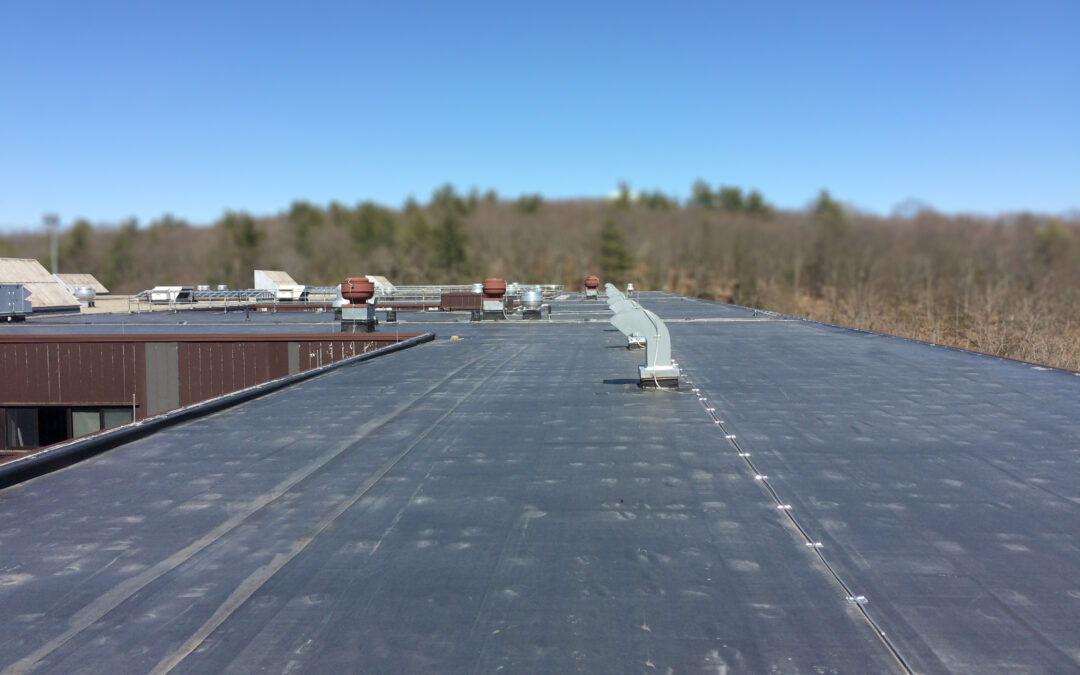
{"left": 482, "top": 278, "right": 506, "bottom": 298}
{"left": 584, "top": 275, "right": 600, "bottom": 300}
{"left": 340, "top": 277, "right": 377, "bottom": 331}
{"left": 520, "top": 288, "right": 547, "bottom": 320}
{"left": 73, "top": 286, "right": 96, "bottom": 308}
{"left": 341, "top": 277, "right": 376, "bottom": 304}
{"left": 481, "top": 278, "right": 507, "bottom": 320}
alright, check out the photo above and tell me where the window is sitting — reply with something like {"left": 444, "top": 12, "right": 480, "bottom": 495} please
{"left": 4, "top": 408, "right": 38, "bottom": 449}
{"left": 70, "top": 407, "right": 133, "bottom": 440}
{"left": 102, "top": 408, "right": 133, "bottom": 429}
{"left": 72, "top": 409, "right": 103, "bottom": 437}
{"left": 1, "top": 406, "right": 136, "bottom": 450}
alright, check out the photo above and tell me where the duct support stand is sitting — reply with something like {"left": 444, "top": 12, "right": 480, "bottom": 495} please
{"left": 640, "top": 365, "right": 680, "bottom": 389}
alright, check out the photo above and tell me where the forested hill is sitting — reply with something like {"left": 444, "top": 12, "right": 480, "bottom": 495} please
{"left": 2, "top": 184, "right": 1077, "bottom": 370}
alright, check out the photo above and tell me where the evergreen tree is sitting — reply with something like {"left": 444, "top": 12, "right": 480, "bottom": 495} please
{"left": 690, "top": 179, "right": 715, "bottom": 209}
{"left": 717, "top": 186, "right": 745, "bottom": 212}
{"left": 599, "top": 219, "right": 635, "bottom": 284}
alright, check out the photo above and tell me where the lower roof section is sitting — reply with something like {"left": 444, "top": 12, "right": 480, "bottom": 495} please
{"left": 0, "top": 293, "right": 1077, "bottom": 672}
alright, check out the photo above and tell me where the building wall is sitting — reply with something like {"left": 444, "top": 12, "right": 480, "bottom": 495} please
{"left": 0, "top": 332, "right": 418, "bottom": 451}
{"left": 0, "top": 341, "right": 143, "bottom": 407}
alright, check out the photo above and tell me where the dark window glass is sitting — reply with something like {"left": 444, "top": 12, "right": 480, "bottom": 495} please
{"left": 6, "top": 408, "right": 38, "bottom": 449}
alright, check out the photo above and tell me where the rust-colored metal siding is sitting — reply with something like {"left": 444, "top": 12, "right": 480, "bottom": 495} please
{"left": 0, "top": 333, "right": 418, "bottom": 419}
{"left": 440, "top": 293, "right": 482, "bottom": 311}
{"left": 293, "top": 339, "right": 379, "bottom": 372}
{"left": 0, "top": 341, "right": 142, "bottom": 406}
{"left": 177, "top": 341, "right": 290, "bottom": 407}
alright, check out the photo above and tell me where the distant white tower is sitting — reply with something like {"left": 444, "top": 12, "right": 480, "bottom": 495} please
{"left": 42, "top": 212, "right": 60, "bottom": 273}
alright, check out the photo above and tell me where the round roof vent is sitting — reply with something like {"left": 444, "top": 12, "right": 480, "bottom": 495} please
{"left": 482, "top": 278, "right": 506, "bottom": 298}
{"left": 341, "top": 277, "right": 375, "bottom": 303}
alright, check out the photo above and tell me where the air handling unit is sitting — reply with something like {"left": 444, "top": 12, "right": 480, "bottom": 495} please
{"left": 609, "top": 307, "right": 680, "bottom": 388}
{"left": 1, "top": 284, "right": 32, "bottom": 322}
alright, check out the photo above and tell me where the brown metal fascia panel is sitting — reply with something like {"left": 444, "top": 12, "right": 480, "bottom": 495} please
{"left": 0, "top": 401, "right": 135, "bottom": 407}
{"left": 380, "top": 302, "right": 440, "bottom": 310}
{"left": 250, "top": 303, "right": 336, "bottom": 312}
{"left": 134, "top": 343, "right": 147, "bottom": 420}
{"left": 207, "top": 343, "right": 223, "bottom": 402}
{"left": 177, "top": 342, "right": 194, "bottom": 407}
{"left": 0, "top": 343, "right": 50, "bottom": 403}
{"left": 0, "top": 333, "right": 420, "bottom": 344}
{"left": 440, "top": 293, "right": 483, "bottom": 311}
{"left": 0, "top": 342, "right": 140, "bottom": 407}
{"left": 269, "top": 341, "right": 289, "bottom": 381}
{"left": 246, "top": 342, "right": 260, "bottom": 390}
{"left": 1, "top": 334, "right": 418, "bottom": 412}
{"left": 228, "top": 343, "right": 243, "bottom": 398}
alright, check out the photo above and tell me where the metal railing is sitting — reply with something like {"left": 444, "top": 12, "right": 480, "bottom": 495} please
{"left": 127, "top": 289, "right": 275, "bottom": 313}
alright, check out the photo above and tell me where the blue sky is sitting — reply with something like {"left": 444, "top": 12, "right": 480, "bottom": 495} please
{"left": 1, "top": 0, "right": 1077, "bottom": 229}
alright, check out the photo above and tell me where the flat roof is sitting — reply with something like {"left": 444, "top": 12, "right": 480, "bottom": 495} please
{"left": 1, "top": 293, "right": 1078, "bottom": 672}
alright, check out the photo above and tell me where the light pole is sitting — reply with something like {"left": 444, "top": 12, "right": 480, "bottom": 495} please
{"left": 43, "top": 212, "right": 60, "bottom": 273}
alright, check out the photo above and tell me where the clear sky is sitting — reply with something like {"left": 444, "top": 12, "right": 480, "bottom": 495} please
{"left": 1, "top": 0, "right": 1077, "bottom": 229}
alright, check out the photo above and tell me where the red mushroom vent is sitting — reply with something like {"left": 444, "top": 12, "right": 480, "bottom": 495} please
{"left": 341, "top": 277, "right": 375, "bottom": 304}
{"left": 584, "top": 275, "right": 600, "bottom": 290}
{"left": 482, "top": 278, "right": 507, "bottom": 299}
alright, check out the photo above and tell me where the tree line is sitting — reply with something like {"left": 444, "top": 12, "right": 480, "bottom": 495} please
{"left": 1, "top": 182, "right": 1077, "bottom": 370}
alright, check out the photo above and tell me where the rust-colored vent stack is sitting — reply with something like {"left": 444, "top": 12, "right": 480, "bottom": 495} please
{"left": 584, "top": 274, "right": 600, "bottom": 300}
{"left": 479, "top": 278, "right": 507, "bottom": 321}
{"left": 341, "top": 277, "right": 375, "bottom": 304}
{"left": 482, "top": 278, "right": 507, "bottom": 299}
